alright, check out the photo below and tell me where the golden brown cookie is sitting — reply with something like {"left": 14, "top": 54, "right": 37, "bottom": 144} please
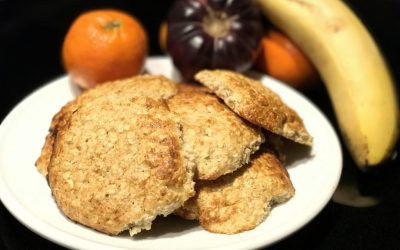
{"left": 195, "top": 70, "right": 313, "bottom": 145}
{"left": 176, "top": 146, "right": 295, "bottom": 234}
{"left": 167, "top": 84, "right": 264, "bottom": 180}
{"left": 48, "top": 95, "right": 194, "bottom": 236}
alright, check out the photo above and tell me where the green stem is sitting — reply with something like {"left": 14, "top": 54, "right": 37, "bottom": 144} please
{"left": 105, "top": 20, "right": 121, "bottom": 30}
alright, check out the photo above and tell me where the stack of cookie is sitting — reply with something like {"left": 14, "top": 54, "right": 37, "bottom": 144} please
{"left": 36, "top": 70, "right": 312, "bottom": 236}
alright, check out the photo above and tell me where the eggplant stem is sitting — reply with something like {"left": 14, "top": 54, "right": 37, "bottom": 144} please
{"left": 203, "top": 6, "right": 234, "bottom": 38}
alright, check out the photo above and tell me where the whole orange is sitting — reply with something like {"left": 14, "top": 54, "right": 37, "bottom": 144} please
{"left": 255, "top": 29, "right": 318, "bottom": 90}
{"left": 62, "top": 9, "right": 148, "bottom": 89}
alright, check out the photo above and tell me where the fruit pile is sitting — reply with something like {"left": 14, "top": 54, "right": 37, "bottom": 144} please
{"left": 61, "top": 0, "right": 398, "bottom": 169}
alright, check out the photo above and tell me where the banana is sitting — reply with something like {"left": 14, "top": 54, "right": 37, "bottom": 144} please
{"left": 255, "top": 0, "right": 399, "bottom": 168}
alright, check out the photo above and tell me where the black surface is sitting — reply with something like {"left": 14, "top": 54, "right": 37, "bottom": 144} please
{"left": 1, "top": 1, "right": 400, "bottom": 249}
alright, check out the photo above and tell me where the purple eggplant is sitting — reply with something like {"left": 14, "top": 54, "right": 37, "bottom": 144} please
{"left": 167, "top": 0, "right": 263, "bottom": 80}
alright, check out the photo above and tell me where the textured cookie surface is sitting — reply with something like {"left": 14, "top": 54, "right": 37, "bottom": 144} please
{"left": 167, "top": 84, "right": 264, "bottom": 180}
{"left": 36, "top": 75, "right": 178, "bottom": 176}
{"left": 47, "top": 94, "right": 194, "bottom": 236}
{"left": 195, "top": 70, "right": 313, "bottom": 145}
{"left": 36, "top": 100, "right": 76, "bottom": 176}
{"left": 176, "top": 147, "right": 295, "bottom": 234}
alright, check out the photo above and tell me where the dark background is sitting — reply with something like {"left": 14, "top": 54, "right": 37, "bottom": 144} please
{"left": 1, "top": 0, "right": 399, "bottom": 249}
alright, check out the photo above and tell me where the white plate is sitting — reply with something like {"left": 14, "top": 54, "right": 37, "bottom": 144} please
{"left": 0, "top": 56, "right": 342, "bottom": 250}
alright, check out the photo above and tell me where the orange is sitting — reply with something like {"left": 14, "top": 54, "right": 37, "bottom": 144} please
{"left": 159, "top": 21, "right": 168, "bottom": 52}
{"left": 62, "top": 9, "right": 148, "bottom": 89}
{"left": 255, "top": 29, "right": 318, "bottom": 90}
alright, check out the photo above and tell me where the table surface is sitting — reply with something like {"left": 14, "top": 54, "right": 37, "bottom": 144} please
{"left": 1, "top": 1, "right": 399, "bottom": 249}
